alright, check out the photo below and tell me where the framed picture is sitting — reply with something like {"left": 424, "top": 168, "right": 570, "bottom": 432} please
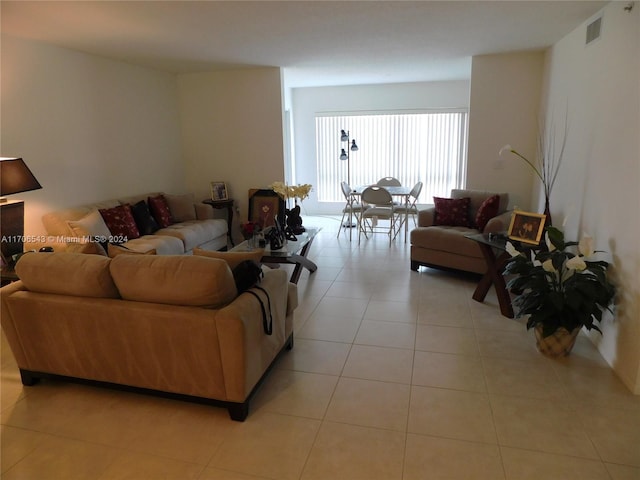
{"left": 508, "top": 210, "right": 547, "bottom": 245}
{"left": 210, "top": 182, "right": 228, "bottom": 201}
{"left": 248, "top": 189, "right": 285, "bottom": 229}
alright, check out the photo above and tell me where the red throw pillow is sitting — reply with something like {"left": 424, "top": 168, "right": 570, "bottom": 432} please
{"left": 148, "top": 195, "right": 174, "bottom": 228}
{"left": 475, "top": 195, "right": 500, "bottom": 231}
{"left": 99, "top": 204, "right": 140, "bottom": 240}
{"left": 433, "top": 197, "right": 471, "bottom": 227}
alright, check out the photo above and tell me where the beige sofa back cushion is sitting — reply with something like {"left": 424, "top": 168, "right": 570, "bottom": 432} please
{"left": 110, "top": 254, "right": 237, "bottom": 308}
{"left": 15, "top": 252, "right": 120, "bottom": 298}
{"left": 193, "top": 247, "right": 264, "bottom": 269}
{"left": 451, "top": 189, "right": 509, "bottom": 220}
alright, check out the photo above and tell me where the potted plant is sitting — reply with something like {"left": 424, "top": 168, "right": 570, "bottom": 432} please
{"left": 503, "top": 226, "right": 615, "bottom": 356}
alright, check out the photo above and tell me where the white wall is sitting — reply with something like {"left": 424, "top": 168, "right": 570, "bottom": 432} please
{"left": 291, "top": 81, "right": 470, "bottom": 215}
{"left": 0, "top": 35, "right": 185, "bottom": 237}
{"left": 176, "top": 68, "right": 285, "bottom": 241}
{"left": 467, "top": 51, "right": 545, "bottom": 211}
{"left": 541, "top": 3, "right": 640, "bottom": 393}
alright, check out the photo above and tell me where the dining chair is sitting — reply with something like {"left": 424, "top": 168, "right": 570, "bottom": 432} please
{"left": 393, "top": 181, "right": 423, "bottom": 242}
{"left": 337, "top": 181, "right": 367, "bottom": 241}
{"left": 358, "top": 186, "right": 396, "bottom": 247}
{"left": 376, "top": 177, "right": 402, "bottom": 186}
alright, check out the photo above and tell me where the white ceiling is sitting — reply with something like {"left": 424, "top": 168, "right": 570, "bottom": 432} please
{"left": 1, "top": 1, "right": 608, "bottom": 88}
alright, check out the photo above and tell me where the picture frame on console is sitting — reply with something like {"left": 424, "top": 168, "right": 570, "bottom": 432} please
{"left": 508, "top": 210, "right": 546, "bottom": 245}
{"left": 210, "top": 182, "right": 228, "bottom": 201}
{"left": 248, "top": 189, "right": 285, "bottom": 230}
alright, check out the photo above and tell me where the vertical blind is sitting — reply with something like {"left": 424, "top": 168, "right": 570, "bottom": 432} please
{"left": 315, "top": 111, "right": 468, "bottom": 203}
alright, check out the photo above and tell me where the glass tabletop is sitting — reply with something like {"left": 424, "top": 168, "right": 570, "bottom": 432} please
{"left": 233, "top": 227, "right": 320, "bottom": 257}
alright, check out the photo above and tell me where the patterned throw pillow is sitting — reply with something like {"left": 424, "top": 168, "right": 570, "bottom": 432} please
{"left": 98, "top": 204, "right": 140, "bottom": 240}
{"left": 433, "top": 197, "right": 471, "bottom": 227}
{"left": 148, "top": 195, "right": 173, "bottom": 228}
{"left": 130, "top": 200, "right": 160, "bottom": 236}
{"left": 475, "top": 195, "right": 501, "bottom": 231}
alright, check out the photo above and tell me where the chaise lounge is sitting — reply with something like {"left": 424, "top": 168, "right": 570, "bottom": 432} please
{"left": 410, "top": 189, "right": 512, "bottom": 274}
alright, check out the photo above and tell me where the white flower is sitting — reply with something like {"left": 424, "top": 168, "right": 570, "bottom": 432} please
{"left": 499, "top": 144, "right": 512, "bottom": 156}
{"left": 505, "top": 241, "right": 520, "bottom": 257}
{"left": 579, "top": 234, "right": 595, "bottom": 258}
{"left": 542, "top": 259, "right": 556, "bottom": 272}
{"left": 566, "top": 255, "right": 587, "bottom": 271}
{"left": 545, "top": 232, "right": 556, "bottom": 252}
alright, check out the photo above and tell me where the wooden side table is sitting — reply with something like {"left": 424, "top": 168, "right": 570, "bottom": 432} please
{"left": 465, "top": 233, "right": 515, "bottom": 318}
{"left": 202, "top": 199, "right": 235, "bottom": 246}
{"left": 1, "top": 265, "right": 19, "bottom": 287}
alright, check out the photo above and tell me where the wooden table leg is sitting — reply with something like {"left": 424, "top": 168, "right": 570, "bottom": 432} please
{"left": 472, "top": 242, "right": 514, "bottom": 318}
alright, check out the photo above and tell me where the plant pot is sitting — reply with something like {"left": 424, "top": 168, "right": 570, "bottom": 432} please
{"left": 534, "top": 324, "right": 580, "bottom": 357}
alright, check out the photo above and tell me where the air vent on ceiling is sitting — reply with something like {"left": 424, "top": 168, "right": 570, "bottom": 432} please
{"left": 586, "top": 16, "right": 602, "bottom": 45}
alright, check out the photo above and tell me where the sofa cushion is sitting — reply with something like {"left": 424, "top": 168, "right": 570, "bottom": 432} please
{"left": 165, "top": 193, "right": 197, "bottom": 222}
{"left": 158, "top": 219, "right": 227, "bottom": 252}
{"left": 67, "top": 209, "right": 112, "bottom": 240}
{"left": 15, "top": 252, "right": 120, "bottom": 298}
{"left": 475, "top": 195, "right": 500, "bottom": 231}
{"left": 148, "top": 195, "right": 174, "bottom": 228}
{"left": 130, "top": 200, "right": 160, "bottom": 236}
{"left": 410, "top": 227, "right": 483, "bottom": 259}
{"left": 99, "top": 204, "right": 141, "bottom": 240}
{"left": 109, "top": 254, "right": 237, "bottom": 308}
{"left": 65, "top": 240, "right": 108, "bottom": 256}
{"left": 119, "top": 235, "right": 186, "bottom": 255}
{"left": 193, "top": 247, "right": 264, "bottom": 269}
{"left": 433, "top": 197, "right": 471, "bottom": 227}
{"left": 451, "top": 189, "right": 509, "bottom": 221}
{"left": 107, "top": 243, "right": 156, "bottom": 257}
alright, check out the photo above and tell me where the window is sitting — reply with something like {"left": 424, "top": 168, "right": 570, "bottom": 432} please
{"left": 315, "top": 111, "right": 468, "bottom": 203}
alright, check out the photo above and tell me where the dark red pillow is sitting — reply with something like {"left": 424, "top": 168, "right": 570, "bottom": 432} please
{"left": 99, "top": 204, "right": 140, "bottom": 240}
{"left": 433, "top": 197, "right": 471, "bottom": 227}
{"left": 475, "top": 195, "right": 500, "bottom": 231}
{"left": 148, "top": 195, "right": 173, "bottom": 228}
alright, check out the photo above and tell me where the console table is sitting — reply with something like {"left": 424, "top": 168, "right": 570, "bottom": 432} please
{"left": 202, "top": 199, "right": 235, "bottom": 246}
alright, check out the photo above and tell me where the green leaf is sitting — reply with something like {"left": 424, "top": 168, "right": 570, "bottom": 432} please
{"left": 546, "top": 226, "right": 565, "bottom": 250}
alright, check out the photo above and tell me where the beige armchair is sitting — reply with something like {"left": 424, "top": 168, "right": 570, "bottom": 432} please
{"left": 410, "top": 189, "right": 512, "bottom": 274}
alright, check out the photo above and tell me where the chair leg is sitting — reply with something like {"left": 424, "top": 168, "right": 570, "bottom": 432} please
{"left": 337, "top": 210, "right": 347, "bottom": 238}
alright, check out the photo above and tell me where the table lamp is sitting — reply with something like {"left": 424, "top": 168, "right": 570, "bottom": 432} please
{"left": 1, "top": 157, "right": 42, "bottom": 265}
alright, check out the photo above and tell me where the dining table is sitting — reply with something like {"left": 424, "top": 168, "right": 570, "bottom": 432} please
{"left": 351, "top": 184, "right": 413, "bottom": 241}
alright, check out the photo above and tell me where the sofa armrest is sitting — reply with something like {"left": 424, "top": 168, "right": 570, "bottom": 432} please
{"left": 417, "top": 207, "right": 436, "bottom": 227}
{"left": 483, "top": 210, "right": 513, "bottom": 234}
{"left": 287, "top": 282, "right": 298, "bottom": 317}
{"left": 215, "top": 268, "right": 289, "bottom": 401}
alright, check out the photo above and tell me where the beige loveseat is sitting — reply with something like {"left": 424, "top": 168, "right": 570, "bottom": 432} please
{"left": 0, "top": 252, "right": 297, "bottom": 421}
{"left": 410, "top": 189, "right": 512, "bottom": 274}
{"left": 41, "top": 192, "right": 227, "bottom": 254}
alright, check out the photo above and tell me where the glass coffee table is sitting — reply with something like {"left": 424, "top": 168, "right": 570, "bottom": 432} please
{"left": 232, "top": 227, "right": 320, "bottom": 284}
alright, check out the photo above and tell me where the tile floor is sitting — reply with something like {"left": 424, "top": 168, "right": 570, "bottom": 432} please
{"left": 1, "top": 216, "right": 639, "bottom": 479}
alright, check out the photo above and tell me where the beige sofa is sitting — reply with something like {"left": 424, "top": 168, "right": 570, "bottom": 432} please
{"left": 41, "top": 192, "right": 227, "bottom": 254}
{"left": 0, "top": 252, "right": 297, "bottom": 421}
{"left": 410, "top": 189, "right": 512, "bottom": 274}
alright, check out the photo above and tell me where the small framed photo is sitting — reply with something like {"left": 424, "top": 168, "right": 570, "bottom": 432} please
{"left": 508, "top": 210, "right": 547, "bottom": 245}
{"left": 210, "top": 182, "right": 228, "bottom": 201}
